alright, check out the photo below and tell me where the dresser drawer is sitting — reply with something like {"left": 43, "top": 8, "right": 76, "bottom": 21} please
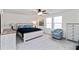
{"left": 67, "top": 23, "right": 79, "bottom": 41}
{"left": 74, "top": 36, "right": 79, "bottom": 41}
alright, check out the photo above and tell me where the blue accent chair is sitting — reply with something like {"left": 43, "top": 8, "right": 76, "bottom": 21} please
{"left": 51, "top": 29, "right": 63, "bottom": 40}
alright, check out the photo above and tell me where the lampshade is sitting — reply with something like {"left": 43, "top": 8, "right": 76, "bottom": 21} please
{"left": 32, "top": 21, "right": 37, "bottom": 25}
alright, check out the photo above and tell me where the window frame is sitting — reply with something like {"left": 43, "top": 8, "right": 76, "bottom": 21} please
{"left": 53, "top": 16, "right": 62, "bottom": 29}
{"left": 46, "top": 17, "right": 52, "bottom": 29}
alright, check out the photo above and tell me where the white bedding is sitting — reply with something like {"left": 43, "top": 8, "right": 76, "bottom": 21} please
{"left": 18, "top": 30, "right": 43, "bottom": 42}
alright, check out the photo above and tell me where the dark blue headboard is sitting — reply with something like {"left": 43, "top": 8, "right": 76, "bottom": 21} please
{"left": 16, "top": 23, "right": 33, "bottom": 29}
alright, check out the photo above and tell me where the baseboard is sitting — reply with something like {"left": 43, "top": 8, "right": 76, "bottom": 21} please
{"left": 63, "top": 38, "right": 77, "bottom": 43}
{"left": 25, "top": 35, "right": 43, "bottom": 42}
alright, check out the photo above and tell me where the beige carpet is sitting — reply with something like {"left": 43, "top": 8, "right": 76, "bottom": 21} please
{"left": 16, "top": 34, "right": 77, "bottom": 50}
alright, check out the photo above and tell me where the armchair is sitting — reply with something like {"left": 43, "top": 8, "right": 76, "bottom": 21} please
{"left": 51, "top": 29, "right": 63, "bottom": 40}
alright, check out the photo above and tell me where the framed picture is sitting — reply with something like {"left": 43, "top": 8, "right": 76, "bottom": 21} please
{"left": 39, "top": 20, "right": 44, "bottom": 26}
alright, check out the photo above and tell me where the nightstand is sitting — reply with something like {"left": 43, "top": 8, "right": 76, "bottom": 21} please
{"left": 1, "top": 29, "right": 16, "bottom": 50}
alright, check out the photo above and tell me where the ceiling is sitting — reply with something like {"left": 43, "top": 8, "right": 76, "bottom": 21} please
{"left": 3, "top": 9, "right": 72, "bottom": 15}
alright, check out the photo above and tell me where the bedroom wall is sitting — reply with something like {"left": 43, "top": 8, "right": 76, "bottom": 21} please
{"left": 1, "top": 11, "right": 40, "bottom": 29}
{"left": 44, "top": 10, "right": 79, "bottom": 38}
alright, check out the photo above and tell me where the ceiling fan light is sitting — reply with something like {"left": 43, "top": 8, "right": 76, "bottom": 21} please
{"left": 38, "top": 12, "right": 42, "bottom": 15}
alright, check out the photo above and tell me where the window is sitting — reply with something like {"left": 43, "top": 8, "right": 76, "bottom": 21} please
{"left": 46, "top": 18, "right": 52, "bottom": 28}
{"left": 53, "top": 16, "right": 62, "bottom": 29}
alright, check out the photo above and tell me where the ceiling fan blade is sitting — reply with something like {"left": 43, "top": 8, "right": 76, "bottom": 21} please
{"left": 42, "top": 12, "right": 47, "bottom": 14}
{"left": 44, "top": 13, "right": 47, "bottom": 14}
{"left": 42, "top": 10, "right": 46, "bottom": 12}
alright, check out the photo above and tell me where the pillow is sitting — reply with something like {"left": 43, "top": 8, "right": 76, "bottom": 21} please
{"left": 18, "top": 25, "right": 24, "bottom": 28}
{"left": 16, "top": 23, "right": 33, "bottom": 29}
{"left": 24, "top": 25, "right": 33, "bottom": 28}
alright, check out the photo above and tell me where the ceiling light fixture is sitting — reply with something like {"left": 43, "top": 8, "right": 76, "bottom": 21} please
{"left": 38, "top": 12, "right": 43, "bottom": 15}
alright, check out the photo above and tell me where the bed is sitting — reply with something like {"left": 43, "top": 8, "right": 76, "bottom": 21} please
{"left": 16, "top": 23, "right": 43, "bottom": 42}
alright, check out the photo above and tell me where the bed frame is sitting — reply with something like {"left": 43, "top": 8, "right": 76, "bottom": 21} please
{"left": 16, "top": 23, "right": 43, "bottom": 42}
{"left": 17, "top": 30, "right": 43, "bottom": 42}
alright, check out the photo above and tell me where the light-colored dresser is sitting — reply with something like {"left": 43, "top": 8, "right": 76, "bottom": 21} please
{"left": 1, "top": 29, "right": 16, "bottom": 50}
{"left": 67, "top": 23, "right": 79, "bottom": 42}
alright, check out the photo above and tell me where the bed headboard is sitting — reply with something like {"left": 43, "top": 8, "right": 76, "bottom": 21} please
{"left": 16, "top": 23, "right": 33, "bottom": 29}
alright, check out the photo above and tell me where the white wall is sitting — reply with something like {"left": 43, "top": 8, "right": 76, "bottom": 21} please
{"left": 1, "top": 12, "right": 39, "bottom": 29}
{"left": 45, "top": 10, "right": 79, "bottom": 38}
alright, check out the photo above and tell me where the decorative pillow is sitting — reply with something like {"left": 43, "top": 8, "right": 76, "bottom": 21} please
{"left": 16, "top": 23, "right": 33, "bottom": 29}
{"left": 18, "top": 25, "right": 24, "bottom": 28}
{"left": 23, "top": 25, "right": 33, "bottom": 28}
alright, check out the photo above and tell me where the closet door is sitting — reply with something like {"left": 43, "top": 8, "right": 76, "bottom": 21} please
{"left": 74, "top": 24, "right": 79, "bottom": 41}
{"left": 67, "top": 24, "right": 74, "bottom": 40}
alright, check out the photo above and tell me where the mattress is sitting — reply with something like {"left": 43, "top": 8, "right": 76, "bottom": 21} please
{"left": 17, "top": 28, "right": 42, "bottom": 38}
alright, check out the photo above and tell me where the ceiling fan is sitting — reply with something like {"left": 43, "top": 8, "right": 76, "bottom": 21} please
{"left": 37, "top": 9, "right": 47, "bottom": 15}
